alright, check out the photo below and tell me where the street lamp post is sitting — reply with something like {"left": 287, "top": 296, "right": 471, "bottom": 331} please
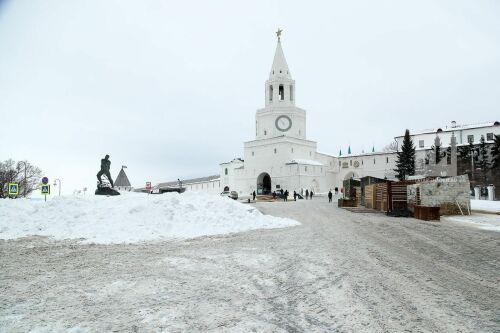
{"left": 18, "top": 161, "right": 27, "bottom": 197}
{"left": 53, "top": 178, "right": 61, "bottom": 196}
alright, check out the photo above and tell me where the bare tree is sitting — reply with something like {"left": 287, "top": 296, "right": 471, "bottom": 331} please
{"left": 0, "top": 159, "right": 42, "bottom": 198}
{"left": 383, "top": 141, "right": 398, "bottom": 152}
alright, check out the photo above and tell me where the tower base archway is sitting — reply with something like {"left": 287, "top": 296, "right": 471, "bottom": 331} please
{"left": 257, "top": 172, "right": 271, "bottom": 195}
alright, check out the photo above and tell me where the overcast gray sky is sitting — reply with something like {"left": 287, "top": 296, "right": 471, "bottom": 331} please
{"left": 1, "top": 0, "right": 499, "bottom": 194}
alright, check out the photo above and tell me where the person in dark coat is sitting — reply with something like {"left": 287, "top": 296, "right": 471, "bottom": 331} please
{"left": 335, "top": 187, "right": 338, "bottom": 195}
{"left": 252, "top": 191, "right": 256, "bottom": 201}
{"left": 272, "top": 191, "right": 276, "bottom": 199}
{"left": 310, "top": 190, "right": 314, "bottom": 200}
{"left": 328, "top": 190, "right": 333, "bottom": 203}
{"left": 305, "top": 189, "right": 309, "bottom": 200}
{"left": 293, "top": 191, "right": 297, "bottom": 201}
{"left": 284, "top": 190, "right": 288, "bottom": 201}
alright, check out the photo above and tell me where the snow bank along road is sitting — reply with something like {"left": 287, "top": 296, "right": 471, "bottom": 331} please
{"left": 1, "top": 200, "right": 499, "bottom": 332}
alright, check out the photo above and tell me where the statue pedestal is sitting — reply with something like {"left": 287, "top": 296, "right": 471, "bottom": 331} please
{"left": 95, "top": 184, "right": 120, "bottom": 196}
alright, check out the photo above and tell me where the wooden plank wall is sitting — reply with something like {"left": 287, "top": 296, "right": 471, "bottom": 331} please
{"left": 375, "top": 183, "right": 388, "bottom": 211}
{"left": 364, "top": 185, "right": 376, "bottom": 209}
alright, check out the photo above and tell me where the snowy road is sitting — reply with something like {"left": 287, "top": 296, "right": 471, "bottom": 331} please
{"left": 1, "top": 199, "right": 499, "bottom": 332}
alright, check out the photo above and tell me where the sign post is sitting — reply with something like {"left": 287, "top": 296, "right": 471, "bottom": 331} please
{"left": 8, "top": 183, "right": 19, "bottom": 197}
{"left": 41, "top": 178, "right": 50, "bottom": 202}
{"left": 41, "top": 184, "right": 50, "bottom": 201}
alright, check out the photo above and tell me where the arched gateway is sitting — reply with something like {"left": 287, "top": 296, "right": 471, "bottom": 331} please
{"left": 257, "top": 172, "right": 271, "bottom": 195}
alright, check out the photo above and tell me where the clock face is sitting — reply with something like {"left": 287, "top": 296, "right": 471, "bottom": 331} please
{"left": 275, "top": 115, "right": 292, "bottom": 132}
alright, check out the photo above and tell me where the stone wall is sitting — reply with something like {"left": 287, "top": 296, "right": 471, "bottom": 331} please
{"left": 407, "top": 175, "right": 471, "bottom": 215}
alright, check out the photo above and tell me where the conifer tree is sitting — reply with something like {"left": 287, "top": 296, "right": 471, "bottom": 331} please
{"left": 477, "top": 135, "right": 490, "bottom": 183}
{"left": 394, "top": 129, "right": 416, "bottom": 181}
{"left": 435, "top": 139, "right": 442, "bottom": 164}
{"left": 491, "top": 134, "right": 500, "bottom": 169}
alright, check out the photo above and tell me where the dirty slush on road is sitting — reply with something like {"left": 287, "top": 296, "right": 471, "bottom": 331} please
{"left": 1, "top": 200, "right": 499, "bottom": 332}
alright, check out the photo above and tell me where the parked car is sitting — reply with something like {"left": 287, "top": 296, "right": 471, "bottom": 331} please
{"left": 220, "top": 191, "right": 238, "bottom": 200}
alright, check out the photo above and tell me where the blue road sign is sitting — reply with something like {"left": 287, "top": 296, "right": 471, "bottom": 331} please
{"left": 41, "top": 184, "right": 50, "bottom": 195}
{"left": 8, "top": 183, "right": 19, "bottom": 196}
{"left": 42, "top": 177, "right": 49, "bottom": 185}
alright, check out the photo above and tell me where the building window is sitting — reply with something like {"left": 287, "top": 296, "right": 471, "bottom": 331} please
{"left": 373, "top": 158, "right": 376, "bottom": 164}
{"left": 290, "top": 85, "right": 294, "bottom": 101}
{"left": 467, "top": 135, "right": 474, "bottom": 143}
{"left": 487, "top": 133, "right": 494, "bottom": 141}
{"left": 386, "top": 157, "right": 389, "bottom": 163}
{"left": 279, "top": 85, "right": 284, "bottom": 100}
{"left": 264, "top": 130, "right": 267, "bottom": 136}
{"left": 252, "top": 151, "right": 254, "bottom": 156}
{"left": 305, "top": 166, "right": 308, "bottom": 172}
{"left": 269, "top": 85, "right": 273, "bottom": 101}
{"left": 274, "top": 148, "right": 277, "bottom": 154}
{"left": 291, "top": 148, "right": 294, "bottom": 153}
{"left": 225, "top": 168, "right": 228, "bottom": 175}
{"left": 419, "top": 140, "right": 424, "bottom": 148}
{"left": 362, "top": 160, "right": 364, "bottom": 165}
{"left": 339, "top": 161, "right": 341, "bottom": 167}
{"left": 350, "top": 160, "right": 352, "bottom": 166}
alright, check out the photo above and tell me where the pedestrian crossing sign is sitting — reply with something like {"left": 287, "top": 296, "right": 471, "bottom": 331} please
{"left": 41, "top": 184, "right": 50, "bottom": 195}
{"left": 8, "top": 183, "right": 19, "bottom": 196}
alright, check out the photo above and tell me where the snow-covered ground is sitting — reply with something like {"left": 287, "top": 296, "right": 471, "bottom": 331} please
{"left": 471, "top": 199, "right": 500, "bottom": 213}
{"left": 443, "top": 214, "right": 500, "bottom": 232}
{"left": 0, "top": 192, "right": 299, "bottom": 244}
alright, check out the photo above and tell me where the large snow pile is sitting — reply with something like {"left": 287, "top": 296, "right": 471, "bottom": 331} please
{"left": 471, "top": 199, "right": 500, "bottom": 213}
{"left": 0, "top": 192, "right": 299, "bottom": 244}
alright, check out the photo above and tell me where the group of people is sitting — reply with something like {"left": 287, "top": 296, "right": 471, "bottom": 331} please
{"left": 251, "top": 187, "right": 341, "bottom": 202}
{"left": 303, "top": 189, "right": 314, "bottom": 200}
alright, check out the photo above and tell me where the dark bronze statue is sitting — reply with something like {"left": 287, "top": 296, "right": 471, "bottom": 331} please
{"left": 97, "top": 154, "right": 114, "bottom": 187}
{"left": 95, "top": 154, "right": 120, "bottom": 196}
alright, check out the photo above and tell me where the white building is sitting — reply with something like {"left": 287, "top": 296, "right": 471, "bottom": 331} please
{"left": 219, "top": 35, "right": 398, "bottom": 195}
{"left": 160, "top": 34, "right": 499, "bottom": 196}
{"left": 395, "top": 121, "right": 500, "bottom": 150}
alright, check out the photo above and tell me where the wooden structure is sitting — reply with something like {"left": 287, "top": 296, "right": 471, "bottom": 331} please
{"left": 364, "top": 184, "right": 376, "bottom": 209}
{"left": 387, "top": 181, "right": 416, "bottom": 212}
{"left": 343, "top": 179, "right": 360, "bottom": 199}
{"left": 338, "top": 198, "right": 357, "bottom": 207}
{"left": 414, "top": 205, "right": 440, "bottom": 221}
{"left": 375, "top": 183, "right": 389, "bottom": 211}
{"left": 360, "top": 176, "right": 386, "bottom": 206}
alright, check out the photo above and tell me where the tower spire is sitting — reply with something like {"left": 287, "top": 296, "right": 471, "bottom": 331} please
{"left": 270, "top": 29, "right": 291, "bottom": 79}
{"left": 276, "top": 28, "right": 283, "bottom": 41}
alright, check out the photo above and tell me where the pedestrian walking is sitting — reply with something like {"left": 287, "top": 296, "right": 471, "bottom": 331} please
{"left": 293, "top": 191, "right": 297, "bottom": 201}
{"left": 310, "top": 190, "right": 314, "bottom": 200}
{"left": 284, "top": 190, "right": 288, "bottom": 201}
{"left": 328, "top": 190, "right": 333, "bottom": 203}
{"left": 252, "top": 191, "right": 256, "bottom": 201}
{"left": 305, "top": 189, "right": 309, "bottom": 200}
{"left": 334, "top": 187, "right": 338, "bottom": 195}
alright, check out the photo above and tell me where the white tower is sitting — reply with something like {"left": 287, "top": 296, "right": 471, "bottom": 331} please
{"left": 255, "top": 30, "right": 307, "bottom": 140}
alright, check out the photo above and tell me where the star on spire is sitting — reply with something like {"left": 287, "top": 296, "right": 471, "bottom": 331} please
{"left": 276, "top": 28, "right": 283, "bottom": 41}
